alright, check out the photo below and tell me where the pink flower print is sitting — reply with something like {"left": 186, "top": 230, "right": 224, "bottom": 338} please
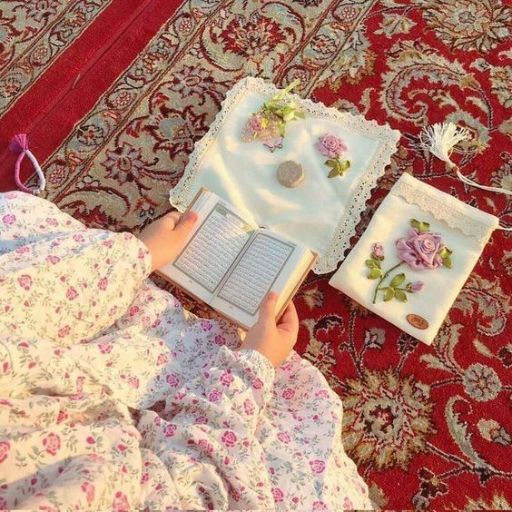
{"left": 343, "top": 497, "right": 354, "bottom": 509}
{"left": 81, "top": 481, "right": 95, "bottom": 505}
{"left": 98, "top": 342, "right": 113, "bottom": 354}
{"left": 313, "top": 501, "right": 329, "bottom": 512}
{"left": 17, "top": 274, "right": 32, "bottom": 290}
{"left": 315, "top": 133, "right": 347, "bottom": 159}
{"left": 316, "top": 389, "right": 329, "bottom": 399}
{"left": 157, "top": 353, "right": 168, "bottom": 365}
{"left": 138, "top": 247, "right": 147, "bottom": 259}
{"left": 97, "top": 277, "right": 108, "bottom": 290}
{"left": 164, "top": 423, "right": 177, "bottom": 438}
{"left": 58, "top": 325, "right": 70, "bottom": 338}
{"left": 396, "top": 229, "right": 443, "bottom": 270}
{"left": 42, "top": 433, "right": 61, "bottom": 456}
{"left": 221, "top": 430, "right": 237, "bottom": 447}
{"left": 282, "top": 388, "right": 295, "bottom": 400}
{"left": 220, "top": 371, "right": 234, "bottom": 387}
{"left": 46, "top": 255, "right": 61, "bottom": 265}
{"left": 46, "top": 217, "right": 58, "bottom": 227}
{"left": 208, "top": 389, "right": 222, "bottom": 402}
{"left": 128, "top": 376, "right": 139, "bottom": 389}
{"left": 2, "top": 214, "right": 16, "bottom": 225}
{"left": 129, "top": 305, "right": 140, "bottom": 316}
{"left": 200, "top": 320, "right": 213, "bottom": 331}
{"left": 252, "top": 377, "right": 263, "bottom": 389}
{"left": 73, "top": 233, "right": 85, "bottom": 243}
{"left": 196, "top": 438, "right": 213, "bottom": 454}
{"left": 66, "top": 286, "right": 79, "bottom": 300}
{"left": 112, "top": 491, "right": 130, "bottom": 512}
{"left": 166, "top": 373, "right": 180, "bottom": 388}
{"left": 243, "top": 399, "right": 255, "bottom": 416}
{"left": 86, "top": 436, "right": 96, "bottom": 444}
{"left": 102, "top": 239, "right": 114, "bottom": 248}
{"left": 195, "top": 415, "right": 208, "bottom": 424}
{"left": 272, "top": 487, "right": 284, "bottom": 502}
{"left": 15, "top": 245, "right": 30, "bottom": 254}
{"left": 214, "top": 334, "right": 225, "bottom": 346}
{"left": 309, "top": 459, "right": 326, "bottom": 474}
{"left": 0, "top": 441, "right": 10, "bottom": 463}
{"left": 277, "top": 431, "right": 291, "bottom": 444}
{"left": 57, "top": 410, "right": 68, "bottom": 423}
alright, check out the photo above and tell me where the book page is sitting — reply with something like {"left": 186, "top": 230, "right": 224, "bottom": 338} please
{"left": 216, "top": 233, "right": 294, "bottom": 315}
{"left": 159, "top": 190, "right": 256, "bottom": 303}
{"left": 211, "top": 230, "right": 315, "bottom": 328}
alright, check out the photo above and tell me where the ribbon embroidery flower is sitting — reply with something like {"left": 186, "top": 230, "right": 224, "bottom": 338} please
{"left": 315, "top": 133, "right": 351, "bottom": 178}
{"left": 241, "top": 80, "right": 304, "bottom": 152}
{"left": 367, "top": 219, "right": 453, "bottom": 304}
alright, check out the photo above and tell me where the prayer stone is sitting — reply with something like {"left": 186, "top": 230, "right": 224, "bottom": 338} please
{"left": 276, "top": 161, "right": 305, "bottom": 188}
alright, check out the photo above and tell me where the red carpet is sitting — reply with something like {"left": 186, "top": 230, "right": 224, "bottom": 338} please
{"left": 1, "top": 0, "right": 511, "bottom": 508}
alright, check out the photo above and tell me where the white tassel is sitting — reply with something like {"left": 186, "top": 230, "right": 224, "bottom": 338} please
{"left": 419, "top": 122, "right": 470, "bottom": 167}
{"left": 419, "top": 122, "right": 512, "bottom": 206}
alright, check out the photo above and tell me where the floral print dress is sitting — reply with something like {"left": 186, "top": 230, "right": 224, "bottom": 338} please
{"left": 0, "top": 191, "right": 371, "bottom": 511}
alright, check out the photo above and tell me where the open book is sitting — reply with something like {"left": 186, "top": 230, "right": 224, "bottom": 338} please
{"left": 158, "top": 189, "right": 317, "bottom": 329}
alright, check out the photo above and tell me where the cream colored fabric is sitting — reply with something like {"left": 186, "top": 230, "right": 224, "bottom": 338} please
{"left": 329, "top": 173, "right": 499, "bottom": 345}
{"left": 170, "top": 77, "right": 400, "bottom": 274}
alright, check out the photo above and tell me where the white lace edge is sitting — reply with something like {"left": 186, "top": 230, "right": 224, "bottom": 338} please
{"left": 393, "top": 173, "right": 499, "bottom": 244}
{"left": 170, "top": 76, "right": 401, "bottom": 274}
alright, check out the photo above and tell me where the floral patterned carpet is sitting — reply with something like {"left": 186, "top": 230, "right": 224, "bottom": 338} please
{"left": 1, "top": 0, "right": 511, "bottom": 509}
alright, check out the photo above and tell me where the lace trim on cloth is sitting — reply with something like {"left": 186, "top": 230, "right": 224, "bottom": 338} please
{"left": 170, "top": 77, "right": 401, "bottom": 274}
{"left": 393, "top": 173, "right": 499, "bottom": 245}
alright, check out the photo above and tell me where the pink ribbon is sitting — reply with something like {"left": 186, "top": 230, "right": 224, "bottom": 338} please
{"left": 9, "top": 133, "right": 45, "bottom": 194}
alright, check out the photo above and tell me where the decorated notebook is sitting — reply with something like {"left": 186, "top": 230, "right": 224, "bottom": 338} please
{"left": 158, "top": 188, "right": 317, "bottom": 330}
{"left": 329, "top": 173, "right": 500, "bottom": 345}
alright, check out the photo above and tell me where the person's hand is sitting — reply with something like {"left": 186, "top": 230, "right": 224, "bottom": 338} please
{"left": 138, "top": 210, "right": 198, "bottom": 271}
{"left": 242, "top": 292, "right": 299, "bottom": 368}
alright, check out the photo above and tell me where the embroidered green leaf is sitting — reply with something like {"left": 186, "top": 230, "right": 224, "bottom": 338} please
{"left": 390, "top": 273, "right": 406, "bottom": 288}
{"left": 368, "top": 268, "right": 383, "bottom": 279}
{"left": 366, "top": 259, "right": 378, "bottom": 269}
{"left": 325, "top": 159, "right": 338, "bottom": 168}
{"left": 394, "top": 289, "right": 408, "bottom": 302}
{"left": 439, "top": 246, "right": 453, "bottom": 258}
{"left": 442, "top": 255, "right": 452, "bottom": 269}
{"left": 411, "top": 219, "right": 430, "bottom": 233}
{"left": 328, "top": 168, "right": 340, "bottom": 178}
{"left": 383, "top": 288, "right": 394, "bottom": 301}
{"left": 337, "top": 160, "right": 351, "bottom": 173}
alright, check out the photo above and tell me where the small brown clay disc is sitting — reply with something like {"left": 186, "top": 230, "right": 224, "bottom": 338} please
{"left": 277, "top": 161, "right": 305, "bottom": 188}
{"left": 406, "top": 314, "right": 429, "bottom": 330}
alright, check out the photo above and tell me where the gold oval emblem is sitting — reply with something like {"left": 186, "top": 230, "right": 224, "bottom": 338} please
{"left": 406, "top": 314, "right": 429, "bottom": 330}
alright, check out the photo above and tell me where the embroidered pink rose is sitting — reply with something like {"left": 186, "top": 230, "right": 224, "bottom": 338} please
{"left": 272, "top": 487, "right": 284, "bottom": 502}
{"left": 221, "top": 430, "right": 237, "bottom": 447}
{"left": 17, "top": 274, "right": 32, "bottom": 290}
{"left": 372, "top": 242, "right": 384, "bottom": 259}
{"left": 66, "top": 286, "right": 79, "bottom": 300}
{"left": 0, "top": 441, "right": 10, "bottom": 463}
{"left": 309, "top": 459, "right": 326, "bottom": 474}
{"left": 2, "top": 214, "right": 16, "bottom": 225}
{"left": 408, "top": 281, "right": 424, "bottom": 293}
{"left": 315, "top": 133, "right": 347, "bottom": 159}
{"left": 81, "top": 481, "right": 95, "bottom": 505}
{"left": 396, "top": 228, "right": 443, "bottom": 270}
{"left": 246, "top": 113, "right": 265, "bottom": 136}
{"left": 43, "top": 433, "right": 61, "bottom": 456}
{"left": 164, "top": 424, "right": 177, "bottom": 438}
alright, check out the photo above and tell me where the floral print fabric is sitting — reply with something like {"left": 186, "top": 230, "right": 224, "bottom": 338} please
{"left": 0, "top": 191, "right": 370, "bottom": 511}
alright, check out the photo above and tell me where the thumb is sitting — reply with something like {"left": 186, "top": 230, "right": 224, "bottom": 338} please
{"left": 258, "top": 292, "right": 278, "bottom": 324}
{"left": 173, "top": 211, "right": 198, "bottom": 238}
